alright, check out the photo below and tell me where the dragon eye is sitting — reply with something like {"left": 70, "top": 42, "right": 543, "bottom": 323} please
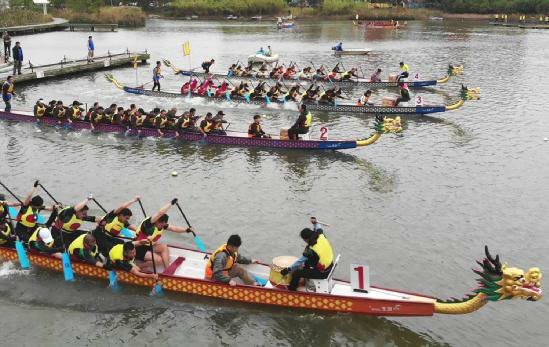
{"left": 514, "top": 275, "right": 524, "bottom": 281}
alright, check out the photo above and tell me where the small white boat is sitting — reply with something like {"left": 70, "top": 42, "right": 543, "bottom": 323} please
{"left": 248, "top": 53, "right": 279, "bottom": 64}
{"left": 333, "top": 48, "right": 371, "bottom": 56}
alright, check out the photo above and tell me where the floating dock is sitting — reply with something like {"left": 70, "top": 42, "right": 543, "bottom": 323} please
{"left": 0, "top": 50, "right": 149, "bottom": 85}
{"left": 489, "top": 21, "right": 549, "bottom": 29}
{"left": 0, "top": 18, "right": 118, "bottom": 36}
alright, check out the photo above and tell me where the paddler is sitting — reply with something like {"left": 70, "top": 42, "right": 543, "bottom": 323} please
{"left": 67, "top": 100, "right": 83, "bottom": 121}
{"left": 214, "top": 81, "right": 228, "bottom": 97}
{"left": 0, "top": 216, "right": 15, "bottom": 248}
{"left": 44, "top": 100, "right": 56, "bottom": 118}
{"left": 111, "top": 106, "right": 125, "bottom": 126}
{"left": 52, "top": 194, "right": 101, "bottom": 247}
{"left": 68, "top": 233, "right": 109, "bottom": 268}
{"left": 28, "top": 207, "right": 64, "bottom": 258}
{"left": 15, "top": 181, "right": 55, "bottom": 242}
{"left": 205, "top": 234, "right": 259, "bottom": 286}
{"left": 248, "top": 114, "right": 270, "bottom": 138}
{"left": 154, "top": 109, "right": 169, "bottom": 136}
{"left": 53, "top": 100, "right": 68, "bottom": 123}
{"left": 357, "top": 90, "right": 373, "bottom": 106}
{"left": 340, "top": 67, "right": 359, "bottom": 80}
{"left": 152, "top": 60, "right": 163, "bottom": 92}
{"left": 134, "top": 198, "right": 193, "bottom": 270}
{"left": 370, "top": 68, "right": 382, "bottom": 83}
{"left": 211, "top": 111, "right": 227, "bottom": 135}
{"left": 199, "top": 112, "right": 214, "bottom": 136}
{"left": 201, "top": 59, "right": 215, "bottom": 73}
{"left": 280, "top": 227, "right": 334, "bottom": 291}
{"left": 250, "top": 82, "right": 267, "bottom": 99}
{"left": 107, "top": 240, "right": 159, "bottom": 280}
{"left": 33, "top": 98, "right": 46, "bottom": 119}
{"left": 397, "top": 61, "right": 409, "bottom": 81}
{"left": 93, "top": 196, "right": 140, "bottom": 256}
{"left": 288, "top": 104, "right": 312, "bottom": 140}
{"left": 285, "top": 84, "right": 301, "bottom": 102}
{"left": 394, "top": 81, "right": 411, "bottom": 106}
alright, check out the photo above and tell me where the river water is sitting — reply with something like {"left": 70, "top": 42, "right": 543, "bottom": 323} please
{"left": 0, "top": 18, "right": 548, "bottom": 346}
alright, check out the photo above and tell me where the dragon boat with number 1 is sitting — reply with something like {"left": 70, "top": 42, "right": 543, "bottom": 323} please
{"left": 0, "top": 244, "right": 541, "bottom": 316}
{"left": 0, "top": 110, "right": 402, "bottom": 151}
{"left": 106, "top": 75, "right": 480, "bottom": 116}
{"left": 163, "top": 60, "right": 463, "bottom": 89}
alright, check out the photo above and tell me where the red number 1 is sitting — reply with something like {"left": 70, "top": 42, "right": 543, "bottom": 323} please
{"left": 354, "top": 266, "right": 364, "bottom": 289}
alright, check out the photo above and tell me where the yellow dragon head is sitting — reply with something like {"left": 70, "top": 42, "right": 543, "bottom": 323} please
{"left": 474, "top": 246, "right": 542, "bottom": 302}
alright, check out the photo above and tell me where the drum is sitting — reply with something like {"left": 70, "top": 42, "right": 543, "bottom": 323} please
{"left": 269, "top": 255, "right": 298, "bottom": 288}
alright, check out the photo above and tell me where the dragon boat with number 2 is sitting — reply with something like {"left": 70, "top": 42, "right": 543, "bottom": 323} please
{"left": 0, "top": 244, "right": 541, "bottom": 316}
{"left": 163, "top": 59, "right": 464, "bottom": 89}
{"left": 0, "top": 110, "right": 402, "bottom": 151}
{"left": 106, "top": 75, "right": 480, "bottom": 116}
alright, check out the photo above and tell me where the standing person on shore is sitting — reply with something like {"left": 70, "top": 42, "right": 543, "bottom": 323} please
{"left": 2, "top": 76, "right": 14, "bottom": 112}
{"left": 12, "top": 42, "right": 23, "bottom": 75}
{"left": 2, "top": 31, "right": 11, "bottom": 60}
{"left": 87, "top": 36, "right": 94, "bottom": 63}
{"left": 152, "top": 61, "right": 163, "bottom": 91}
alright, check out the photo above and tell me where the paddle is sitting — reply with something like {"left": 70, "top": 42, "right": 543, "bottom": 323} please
{"left": 174, "top": 202, "right": 206, "bottom": 253}
{"left": 0, "top": 180, "right": 30, "bottom": 269}
{"left": 37, "top": 183, "right": 74, "bottom": 281}
{"left": 137, "top": 199, "right": 163, "bottom": 296}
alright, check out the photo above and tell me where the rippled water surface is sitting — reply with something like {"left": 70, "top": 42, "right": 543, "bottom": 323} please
{"left": 0, "top": 19, "right": 548, "bottom": 346}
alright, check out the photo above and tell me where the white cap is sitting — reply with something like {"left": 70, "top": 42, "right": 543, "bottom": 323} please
{"left": 38, "top": 227, "right": 54, "bottom": 244}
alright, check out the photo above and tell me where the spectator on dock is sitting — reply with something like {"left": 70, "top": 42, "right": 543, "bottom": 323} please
{"left": 2, "top": 76, "right": 15, "bottom": 112}
{"left": 2, "top": 32, "right": 11, "bottom": 59}
{"left": 87, "top": 36, "right": 94, "bottom": 63}
{"left": 12, "top": 42, "right": 23, "bottom": 75}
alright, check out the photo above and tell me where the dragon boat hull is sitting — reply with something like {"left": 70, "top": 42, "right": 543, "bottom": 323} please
{"left": 174, "top": 70, "right": 445, "bottom": 89}
{"left": 119, "top": 86, "right": 455, "bottom": 115}
{"left": 0, "top": 245, "right": 436, "bottom": 316}
{"left": 0, "top": 110, "right": 386, "bottom": 150}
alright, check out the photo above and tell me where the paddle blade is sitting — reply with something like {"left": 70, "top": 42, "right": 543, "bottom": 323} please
{"left": 194, "top": 235, "right": 207, "bottom": 253}
{"left": 150, "top": 283, "right": 164, "bottom": 297}
{"left": 120, "top": 228, "right": 135, "bottom": 239}
{"left": 15, "top": 240, "right": 30, "bottom": 269}
{"left": 62, "top": 252, "right": 74, "bottom": 281}
{"left": 109, "top": 270, "right": 121, "bottom": 292}
{"left": 252, "top": 274, "right": 267, "bottom": 287}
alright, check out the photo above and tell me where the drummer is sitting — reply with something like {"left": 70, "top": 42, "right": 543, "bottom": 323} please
{"left": 204, "top": 234, "right": 259, "bottom": 286}
{"left": 280, "top": 227, "right": 334, "bottom": 291}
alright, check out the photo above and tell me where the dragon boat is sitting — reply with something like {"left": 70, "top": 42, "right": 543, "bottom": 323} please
{"left": 106, "top": 74, "right": 479, "bottom": 116}
{"left": 163, "top": 59, "right": 463, "bottom": 89}
{"left": 0, "top": 244, "right": 541, "bottom": 316}
{"left": 333, "top": 48, "right": 371, "bottom": 56}
{"left": 0, "top": 110, "right": 402, "bottom": 151}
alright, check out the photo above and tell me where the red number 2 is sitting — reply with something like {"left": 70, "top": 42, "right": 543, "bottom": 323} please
{"left": 354, "top": 266, "right": 364, "bottom": 289}
{"left": 320, "top": 127, "right": 328, "bottom": 140}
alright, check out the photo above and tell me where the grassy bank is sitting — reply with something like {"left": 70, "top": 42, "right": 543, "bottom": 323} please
{"left": 168, "top": 0, "right": 287, "bottom": 17}
{"left": 436, "top": 0, "right": 549, "bottom": 14}
{"left": 0, "top": 9, "right": 52, "bottom": 27}
{"left": 54, "top": 6, "right": 146, "bottom": 27}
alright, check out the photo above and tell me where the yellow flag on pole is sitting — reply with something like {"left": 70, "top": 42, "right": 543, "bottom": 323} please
{"left": 183, "top": 41, "right": 191, "bottom": 56}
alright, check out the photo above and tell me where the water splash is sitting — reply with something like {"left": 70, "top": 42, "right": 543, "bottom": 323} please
{"left": 0, "top": 261, "right": 30, "bottom": 277}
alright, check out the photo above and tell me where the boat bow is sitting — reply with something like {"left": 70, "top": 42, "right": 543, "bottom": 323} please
{"left": 356, "top": 115, "right": 402, "bottom": 147}
{"left": 436, "top": 64, "right": 464, "bottom": 84}
{"left": 445, "top": 85, "right": 480, "bottom": 111}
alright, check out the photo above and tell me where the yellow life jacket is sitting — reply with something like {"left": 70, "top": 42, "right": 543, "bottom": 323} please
{"left": 204, "top": 244, "right": 237, "bottom": 279}
{"left": 108, "top": 243, "right": 134, "bottom": 263}
{"left": 56, "top": 107, "right": 66, "bottom": 119}
{"left": 136, "top": 217, "right": 163, "bottom": 243}
{"left": 68, "top": 233, "right": 98, "bottom": 257}
{"left": 17, "top": 206, "right": 38, "bottom": 228}
{"left": 6, "top": 83, "right": 13, "bottom": 93}
{"left": 29, "top": 228, "right": 55, "bottom": 248}
{"left": 71, "top": 106, "right": 81, "bottom": 120}
{"left": 103, "top": 214, "right": 126, "bottom": 237}
{"left": 36, "top": 105, "right": 46, "bottom": 117}
{"left": 0, "top": 222, "right": 11, "bottom": 244}
{"left": 182, "top": 118, "right": 191, "bottom": 128}
{"left": 304, "top": 112, "right": 312, "bottom": 128}
{"left": 54, "top": 207, "right": 83, "bottom": 233}
{"left": 202, "top": 119, "right": 213, "bottom": 133}
{"left": 400, "top": 64, "right": 409, "bottom": 72}
{"left": 309, "top": 234, "right": 334, "bottom": 272}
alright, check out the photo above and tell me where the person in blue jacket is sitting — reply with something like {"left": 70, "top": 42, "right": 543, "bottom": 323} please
{"left": 87, "top": 36, "right": 94, "bottom": 62}
{"left": 12, "top": 42, "right": 23, "bottom": 75}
